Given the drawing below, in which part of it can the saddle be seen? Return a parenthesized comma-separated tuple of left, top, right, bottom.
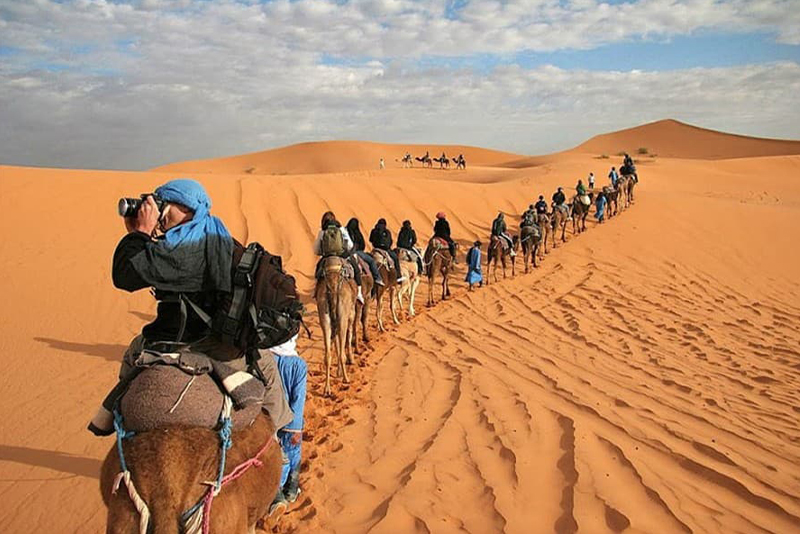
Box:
(356, 256, 371, 277)
(430, 237, 448, 251)
(318, 256, 354, 279)
(579, 195, 591, 206)
(372, 248, 393, 269)
(490, 235, 509, 250)
(521, 224, 541, 240)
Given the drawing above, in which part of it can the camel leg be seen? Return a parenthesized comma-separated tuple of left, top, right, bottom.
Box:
(390, 286, 400, 325)
(375, 289, 385, 333)
(321, 313, 333, 396)
(361, 300, 370, 343)
(409, 278, 419, 316)
(427, 273, 435, 307)
(344, 315, 355, 366)
(352, 301, 361, 354)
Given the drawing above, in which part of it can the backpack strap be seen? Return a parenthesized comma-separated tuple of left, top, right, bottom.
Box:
(219, 243, 263, 345)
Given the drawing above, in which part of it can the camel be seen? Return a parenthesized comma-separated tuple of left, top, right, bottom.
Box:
(100, 413, 281, 534)
(453, 155, 466, 170)
(520, 224, 543, 272)
(551, 206, 569, 247)
(396, 249, 421, 317)
(424, 237, 455, 306)
(617, 175, 630, 210)
(399, 153, 413, 168)
(536, 213, 552, 254)
(315, 256, 357, 396)
(571, 192, 594, 234)
(415, 155, 433, 168)
(351, 257, 374, 355)
(433, 156, 450, 169)
(486, 234, 518, 284)
(625, 174, 636, 206)
(371, 249, 400, 332)
(603, 186, 619, 218)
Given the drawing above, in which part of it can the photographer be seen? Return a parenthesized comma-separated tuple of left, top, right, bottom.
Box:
(90, 179, 292, 435)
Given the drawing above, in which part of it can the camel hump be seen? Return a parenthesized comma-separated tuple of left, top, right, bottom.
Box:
(120, 365, 261, 432)
(101, 414, 280, 532)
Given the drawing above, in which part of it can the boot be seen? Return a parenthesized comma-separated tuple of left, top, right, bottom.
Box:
(285, 471, 301, 503)
(269, 489, 288, 517)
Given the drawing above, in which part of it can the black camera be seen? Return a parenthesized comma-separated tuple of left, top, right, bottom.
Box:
(118, 194, 166, 217)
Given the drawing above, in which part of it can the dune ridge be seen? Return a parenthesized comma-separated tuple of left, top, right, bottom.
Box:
(1, 120, 799, 533)
(153, 140, 524, 176)
(573, 119, 800, 160)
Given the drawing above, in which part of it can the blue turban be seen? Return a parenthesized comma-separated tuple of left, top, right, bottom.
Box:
(131, 179, 233, 293)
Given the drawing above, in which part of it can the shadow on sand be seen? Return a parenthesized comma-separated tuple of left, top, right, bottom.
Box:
(0, 444, 102, 479)
(34, 337, 126, 363)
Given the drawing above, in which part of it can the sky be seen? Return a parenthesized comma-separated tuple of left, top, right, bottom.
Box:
(1, 0, 799, 170)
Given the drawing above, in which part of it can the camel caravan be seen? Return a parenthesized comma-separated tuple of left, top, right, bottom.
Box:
(90, 155, 637, 532)
(399, 150, 466, 170)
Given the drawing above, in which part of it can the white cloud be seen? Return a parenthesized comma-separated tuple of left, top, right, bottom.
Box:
(0, 0, 798, 168)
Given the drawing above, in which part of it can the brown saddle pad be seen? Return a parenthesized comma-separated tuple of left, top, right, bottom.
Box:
(120, 365, 261, 432)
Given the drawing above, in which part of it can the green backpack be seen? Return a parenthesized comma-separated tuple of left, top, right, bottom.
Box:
(321, 225, 345, 256)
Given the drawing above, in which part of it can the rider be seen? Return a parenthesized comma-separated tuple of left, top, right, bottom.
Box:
(433, 212, 457, 262)
(608, 166, 619, 188)
(521, 204, 536, 227)
(535, 195, 548, 215)
(345, 217, 385, 287)
(313, 211, 365, 303)
(369, 219, 406, 283)
(576, 179, 590, 206)
(491, 212, 516, 256)
(397, 220, 423, 274)
(552, 187, 570, 220)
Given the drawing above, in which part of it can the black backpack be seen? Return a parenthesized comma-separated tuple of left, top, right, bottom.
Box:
(184, 242, 307, 353)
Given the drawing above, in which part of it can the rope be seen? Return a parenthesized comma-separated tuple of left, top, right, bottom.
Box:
(181, 425, 274, 534)
(169, 374, 197, 413)
(112, 471, 152, 534)
(111, 408, 151, 534)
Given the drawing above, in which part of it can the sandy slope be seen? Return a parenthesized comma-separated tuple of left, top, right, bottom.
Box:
(1, 125, 799, 534)
(572, 119, 800, 160)
(153, 140, 523, 176)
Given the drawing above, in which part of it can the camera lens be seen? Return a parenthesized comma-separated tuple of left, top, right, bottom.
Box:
(118, 197, 141, 217)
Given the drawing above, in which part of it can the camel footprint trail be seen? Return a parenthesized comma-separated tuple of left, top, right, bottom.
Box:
(293, 172, 800, 534)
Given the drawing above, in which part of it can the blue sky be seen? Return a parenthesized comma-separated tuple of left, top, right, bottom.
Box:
(1, 0, 799, 169)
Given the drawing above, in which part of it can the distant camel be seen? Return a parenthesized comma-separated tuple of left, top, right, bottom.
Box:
(536, 213, 552, 254)
(520, 224, 543, 271)
(433, 156, 450, 169)
(424, 237, 455, 306)
(603, 186, 619, 217)
(571, 192, 594, 234)
(351, 257, 374, 354)
(625, 175, 636, 206)
(616, 175, 629, 210)
(486, 234, 518, 283)
(315, 256, 357, 396)
(396, 249, 421, 317)
(551, 206, 569, 247)
(100, 413, 281, 533)
(415, 155, 433, 168)
(371, 249, 401, 332)
(454, 155, 466, 170)
(398, 153, 413, 168)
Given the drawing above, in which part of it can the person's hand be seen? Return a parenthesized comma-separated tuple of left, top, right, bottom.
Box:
(289, 432, 303, 446)
(125, 195, 160, 236)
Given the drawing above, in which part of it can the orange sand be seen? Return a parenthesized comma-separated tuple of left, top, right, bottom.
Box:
(1, 120, 799, 533)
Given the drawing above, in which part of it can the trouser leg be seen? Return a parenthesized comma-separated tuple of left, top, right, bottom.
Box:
(347, 255, 362, 286)
(388, 249, 402, 278)
(357, 250, 381, 282)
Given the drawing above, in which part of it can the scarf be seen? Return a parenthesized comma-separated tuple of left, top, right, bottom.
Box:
(131, 179, 233, 293)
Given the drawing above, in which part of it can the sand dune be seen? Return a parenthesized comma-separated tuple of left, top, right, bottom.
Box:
(1, 121, 799, 534)
(573, 119, 800, 160)
(153, 140, 523, 176)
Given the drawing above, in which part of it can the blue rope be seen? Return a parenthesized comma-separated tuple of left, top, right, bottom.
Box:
(214, 415, 233, 491)
(113, 407, 136, 473)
